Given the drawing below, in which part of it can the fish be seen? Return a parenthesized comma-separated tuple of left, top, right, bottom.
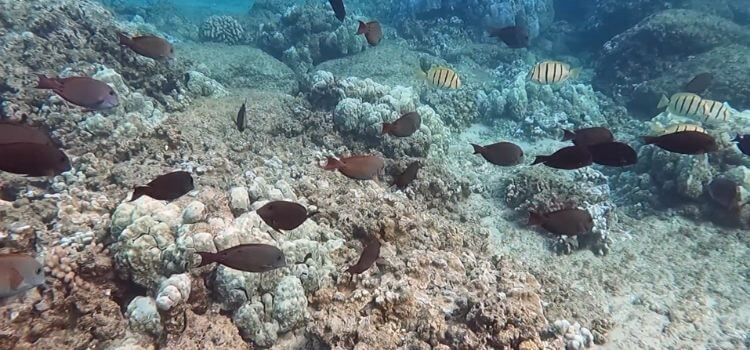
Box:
(421, 66, 461, 89)
(0, 142, 71, 177)
(0, 121, 58, 145)
(471, 142, 523, 166)
(662, 124, 705, 134)
(236, 99, 246, 132)
(382, 112, 420, 137)
(529, 60, 578, 85)
(256, 200, 317, 232)
(682, 72, 713, 94)
(561, 127, 614, 147)
(196, 244, 286, 273)
(707, 178, 741, 212)
(642, 130, 718, 155)
(656, 93, 703, 118)
(117, 33, 174, 60)
(346, 236, 381, 274)
(528, 208, 593, 236)
(130, 171, 194, 201)
(393, 161, 421, 190)
(321, 155, 384, 180)
(329, 0, 346, 21)
(357, 21, 383, 46)
(732, 134, 750, 156)
(531, 145, 592, 170)
(0, 253, 45, 299)
(36, 75, 119, 110)
(487, 25, 529, 48)
(587, 142, 637, 167)
(700, 99, 731, 121)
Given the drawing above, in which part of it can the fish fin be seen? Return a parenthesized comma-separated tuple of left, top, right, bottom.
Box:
(130, 186, 149, 202)
(381, 122, 392, 135)
(527, 211, 544, 226)
(531, 156, 549, 165)
(733, 134, 742, 143)
(414, 66, 427, 82)
(470, 143, 484, 154)
(195, 252, 217, 268)
(561, 129, 575, 142)
(117, 32, 133, 47)
(35, 75, 60, 90)
(642, 136, 658, 145)
(657, 95, 669, 109)
(356, 21, 368, 35)
(322, 157, 342, 171)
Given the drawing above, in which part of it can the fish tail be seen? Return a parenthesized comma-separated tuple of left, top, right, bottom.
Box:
(414, 66, 427, 82)
(531, 156, 549, 165)
(307, 210, 320, 218)
(470, 143, 484, 154)
(195, 252, 217, 268)
(381, 122, 392, 135)
(322, 157, 342, 171)
(357, 21, 368, 35)
(657, 95, 670, 109)
(117, 32, 133, 47)
(733, 134, 742, 143)
(130, 186, 149, 202)
(35, 75, 60, 90)
(561, 129, 575, 142)
(642, 136, 658, 145)
(528, 211, 544, 226)
(569, 68, 581, 80)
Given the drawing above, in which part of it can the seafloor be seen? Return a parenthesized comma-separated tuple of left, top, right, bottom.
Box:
(0, 0, 749, 349)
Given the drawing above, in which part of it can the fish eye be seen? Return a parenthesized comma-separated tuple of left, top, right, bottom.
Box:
(109, 90, 115, 95)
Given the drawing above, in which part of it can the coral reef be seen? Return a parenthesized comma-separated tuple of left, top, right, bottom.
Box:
(199, 15, 245, 44)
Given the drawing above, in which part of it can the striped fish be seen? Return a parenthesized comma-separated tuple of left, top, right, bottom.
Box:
(657, 93, 703, 118)
(423, 66, 461, 89)
(700, 99, 731, 121)
(662, 124, 705, 135)
(529, 60, 577, 84)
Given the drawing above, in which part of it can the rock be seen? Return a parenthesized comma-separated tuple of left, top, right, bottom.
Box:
(315, 42, 423, 88)
(182, 201, 206, 224)
(233, 301, 280, 348)
(272, 276, 307, 332)
(126, 296, 162, 337)
(229, 186, 251, 216)
(155, 273, 192, 311)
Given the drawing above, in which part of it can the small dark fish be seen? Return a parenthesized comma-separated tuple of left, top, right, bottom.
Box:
(322, 155, 384, 180)
(236, 99, 246, 132)
(561, 127, 614, 147)
(682, 72, 713, 94)
(131, 171, 194, 201)
(357, 20, 383, 46)
(346, 236, 381, 274)
(588, 142, 637, 167)
(0, 254, 45, 298)
(471, 142, 523, 166)
(642, 131, 718, 155)
(732, 134, 750, 156)
(528, 208, 593, 236)
(256, 200, 317, 232)
(196, 244, 286, 273)
(532, 145, 592, 170)
(329, 0, 346, 21)
(708, 178, 741, 212)
(0, 142, 71, 177)
(393, 161, 421, 189)
(118, 33, 174, 60)
(488, 25, 529, 48)
(382, 112, 420, 137)
(36, 75, 119, 110)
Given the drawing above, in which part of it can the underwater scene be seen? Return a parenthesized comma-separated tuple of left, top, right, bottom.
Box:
(0, 0, 749, 349)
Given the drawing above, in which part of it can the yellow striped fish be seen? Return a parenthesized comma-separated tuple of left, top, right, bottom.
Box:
(529, 60, 578, 84)
(422, 66, 461, 89)
(662, 124, 705, 135)
(700, 99, 731, 121)
(657, 93, 703, 117)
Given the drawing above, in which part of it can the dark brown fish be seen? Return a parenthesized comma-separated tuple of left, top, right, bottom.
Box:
(642, 131, 718, 155)
(0, 121, 56, 145)
(532, 145, 592, 170)
(36, 75, 119, 110)
(346, 236, 380, 274)
(708, 178, 741, 211)
(131, 171, 194, 201)
(329, 0, 346, 21)
(196, 244, 286, 273)
(561, 127, 614, 146)
(682, 72, 713, 94)
(382, 112, 420, 137)
(357, 20, 383, 46)
(322, 155, 384, 180)
(588, 142, 637, 167)
(471, 142, 523, 166)
(118, 33, 174, 60)
(528, 208, 593, 236)
(0, 142, 71, 177)
(256, 200, 317, 232)
(236, 99, 246, 132)
(732, 134, 750, 156)
(393, 161, 421, 189)
(488, 25, 529, 48)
